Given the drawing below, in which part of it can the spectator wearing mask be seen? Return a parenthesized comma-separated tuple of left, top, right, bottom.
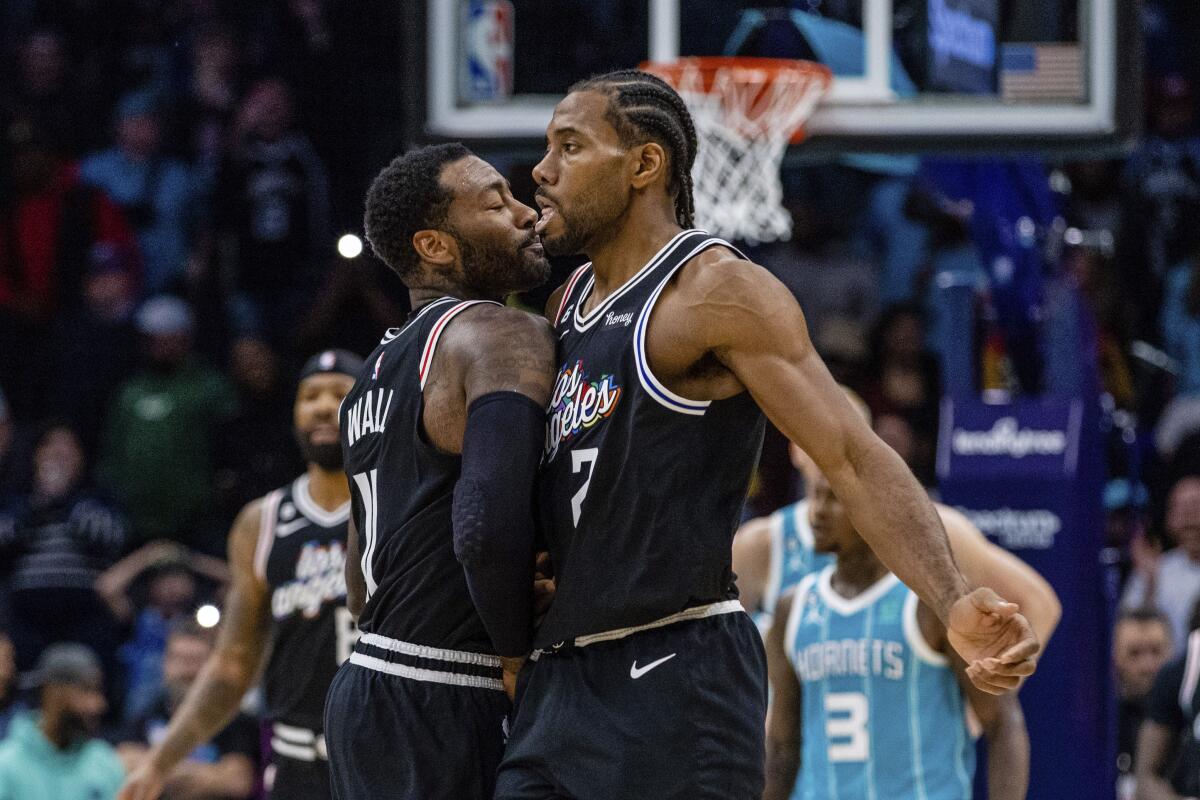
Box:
(117, 621, 256, 800)
(97, 295, 236, 548)
(0, 425, 127, 679)
(209, 78, 331, 345)
(98, 543, 229, 719)
(0, 124, 140, 421)
(0, 644, 124, 800)
(1123, 476, 1200, 652)
(81, 90, 197, 296)
(1112, 608, 1173, 799)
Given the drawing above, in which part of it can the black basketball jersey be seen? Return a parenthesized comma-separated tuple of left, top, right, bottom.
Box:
(340, 297, 501, 651)
(536, 229, 766, 648)
(255, 474, 354, 731)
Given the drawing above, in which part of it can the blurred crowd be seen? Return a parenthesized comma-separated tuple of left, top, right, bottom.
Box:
(1, 0, 1200, 798)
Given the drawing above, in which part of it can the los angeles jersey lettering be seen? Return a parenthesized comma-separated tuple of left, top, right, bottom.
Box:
(536, 229, 766, 648)
(785, 567, 975, 800)
(340, 297, 501, 651)
(255, 475, 355, 731)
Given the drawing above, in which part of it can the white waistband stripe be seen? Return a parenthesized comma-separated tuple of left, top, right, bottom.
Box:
(357, 633, 502, 667)
(349, 651, 504, 691)
(532, 600, 745, 660)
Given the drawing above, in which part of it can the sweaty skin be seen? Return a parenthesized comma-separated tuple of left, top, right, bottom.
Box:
(534, 88, 1039, 694)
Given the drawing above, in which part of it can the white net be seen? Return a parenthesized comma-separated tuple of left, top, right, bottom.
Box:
(649, 59, 831, 245)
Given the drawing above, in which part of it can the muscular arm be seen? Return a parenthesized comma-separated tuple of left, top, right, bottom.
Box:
(430, 305, 556, 658)
(731, 515, 773, 616)
(673, 256, 967, 620)
(938, 505, 1061, 648)
(119, 502, 272, 799)
(345, 515, 366, 621)
(763, 592, 802, 800)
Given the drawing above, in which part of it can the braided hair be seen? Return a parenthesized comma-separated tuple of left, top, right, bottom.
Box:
(570, 69, 698, 228)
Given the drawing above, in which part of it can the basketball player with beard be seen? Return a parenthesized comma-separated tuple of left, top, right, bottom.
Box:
(119, 349, 364, 800)
(494, 71, 1040, 799)
(327, 144, 554, 799)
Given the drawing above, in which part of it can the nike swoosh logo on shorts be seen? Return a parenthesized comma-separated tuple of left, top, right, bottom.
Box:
(630, 653, 677, 679)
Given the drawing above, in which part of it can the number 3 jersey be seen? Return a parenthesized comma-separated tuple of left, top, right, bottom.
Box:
(255, 475, 354, 731)
(785, 565, 975, 800)
(536, 229, 766, 648)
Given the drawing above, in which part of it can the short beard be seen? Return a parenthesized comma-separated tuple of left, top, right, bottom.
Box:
(452, 228, 548, 296)
(295, 431, 344, 471)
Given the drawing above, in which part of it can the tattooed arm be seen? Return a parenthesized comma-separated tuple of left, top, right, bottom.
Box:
(118, 500, 272, 800)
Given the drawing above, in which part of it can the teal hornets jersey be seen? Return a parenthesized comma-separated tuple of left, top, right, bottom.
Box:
(785, 566, 975, 800)
(753, 501, 834, 636)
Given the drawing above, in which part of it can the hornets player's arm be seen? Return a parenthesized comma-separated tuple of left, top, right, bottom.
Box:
(646, 248, 1038, 694)
(937, 505, 1061, 652)
(919, 601, 1030, 800)
(118, 499, 272, 800)
(762, 591, 802, 800)
(731, 515, 774, 616)
(345, 515, 366, 620)
(427, 304, 556, 666)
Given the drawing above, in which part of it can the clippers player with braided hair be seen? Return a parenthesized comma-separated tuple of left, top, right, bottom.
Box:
(119, 349, 364, 800)
(495, 70, 1040, 799)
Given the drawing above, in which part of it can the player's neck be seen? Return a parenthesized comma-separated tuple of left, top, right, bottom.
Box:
(408, 285, 503, 310)
(831, 546, 889, 599)
(305, 463, 351, 510)
(586, 205, 682, 302)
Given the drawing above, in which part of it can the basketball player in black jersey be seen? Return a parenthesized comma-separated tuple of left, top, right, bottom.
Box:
(118, 349, 363, 800)
(494, 71, 1042, 799)
(325, 144, 555, 800)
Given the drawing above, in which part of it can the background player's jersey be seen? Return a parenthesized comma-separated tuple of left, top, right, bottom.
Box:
(340, 297, 499, 652)
(785, 565, 975, 800)
(753, 500, 833, 636)
(536, 230, 765, 647)
(255, 475, 355, 731)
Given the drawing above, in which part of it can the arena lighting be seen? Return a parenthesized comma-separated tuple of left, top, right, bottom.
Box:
(338, 234, 364, 259)
(196, 604, 221, 628)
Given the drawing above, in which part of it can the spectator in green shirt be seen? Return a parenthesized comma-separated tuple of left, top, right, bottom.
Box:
(97, 296, 236, 551)
(0, 643, 124, 800)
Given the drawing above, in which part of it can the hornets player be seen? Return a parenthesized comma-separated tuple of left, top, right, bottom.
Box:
(763, 456, 1031, 800)
(734, 395, 1061, 646)
(496, 70, 1039, 799)
(327, 144, 554, 800)
(119, 349, 363, 800)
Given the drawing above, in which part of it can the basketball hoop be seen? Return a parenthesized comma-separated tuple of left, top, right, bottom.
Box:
(642, 57, 832, 245)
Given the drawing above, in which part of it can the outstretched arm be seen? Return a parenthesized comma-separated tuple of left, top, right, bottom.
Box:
(118, 501, 272, 800)
(763, 591, 802, 800)
(663, 253, 1037, 692)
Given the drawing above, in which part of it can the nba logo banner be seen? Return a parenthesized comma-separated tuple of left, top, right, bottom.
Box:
(460, 0, 514, 104)
(938, 396, 1115, 800)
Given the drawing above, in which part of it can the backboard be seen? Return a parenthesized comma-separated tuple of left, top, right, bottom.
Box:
(403, 0, 1139, 156)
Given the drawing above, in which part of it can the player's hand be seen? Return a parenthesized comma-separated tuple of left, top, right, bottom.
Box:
(946, 587, 1040, 695)
(533, 551, 555, 627)
(118, 761, 167, 800)
(500, 655, 525, 701)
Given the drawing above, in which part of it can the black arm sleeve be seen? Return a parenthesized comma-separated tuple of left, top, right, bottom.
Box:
(452, 391, 544, 657)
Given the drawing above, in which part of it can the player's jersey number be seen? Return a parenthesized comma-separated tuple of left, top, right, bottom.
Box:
(570, 448, 598, 527)
(825, 691, 870, 762)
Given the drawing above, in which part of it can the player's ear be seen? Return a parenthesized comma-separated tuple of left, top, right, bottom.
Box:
(412, 229, 457, 268)
(629, 141, 667, 190)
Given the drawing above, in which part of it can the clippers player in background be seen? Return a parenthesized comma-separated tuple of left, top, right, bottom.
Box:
(1135, 618, 1200, 800)
(495, 70, 1040, 799)
(119, 349, 364, 800)
(326, 144, 554, 799)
